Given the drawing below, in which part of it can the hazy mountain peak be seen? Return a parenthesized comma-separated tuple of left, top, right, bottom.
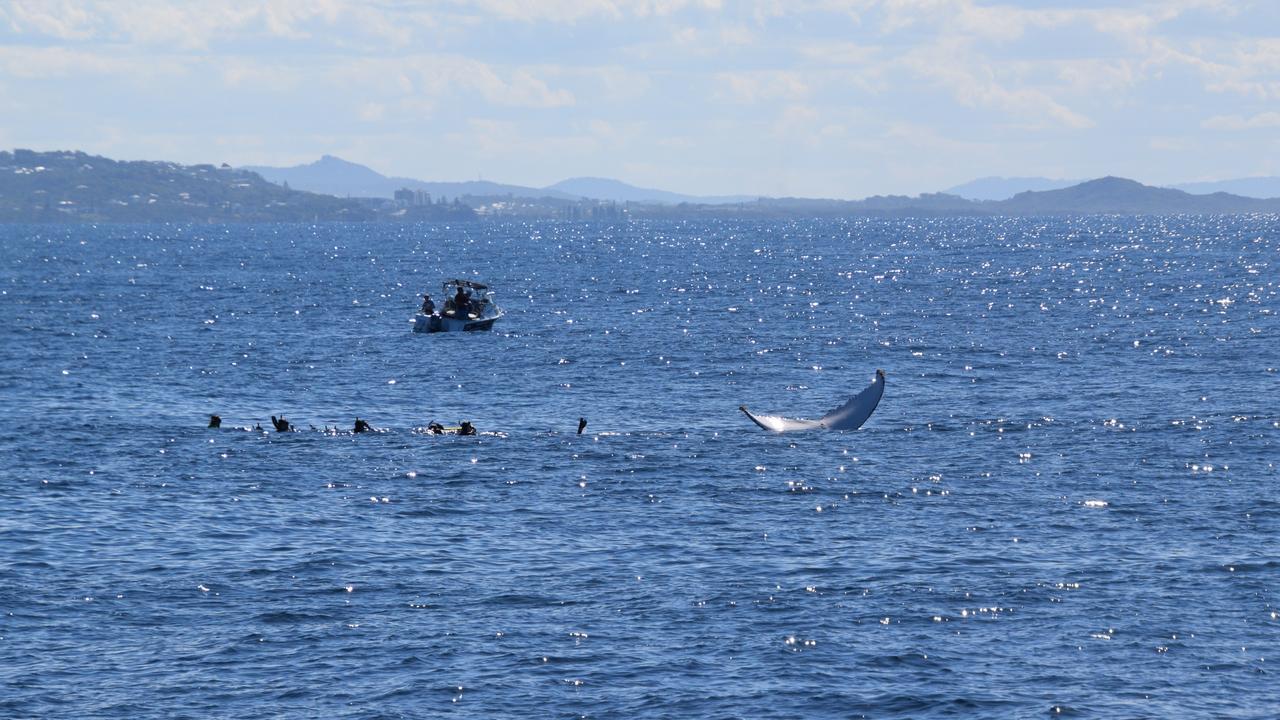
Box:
(547, 176, 755, 205)
(243, 156, 580, 200)
(1086, 175, 1143, 187)
(1170, 176, 1280, 199)
(548, 177, 674, 202)
(1052, 176, 1150, 196)
(11, 150, 1280, 220)
(992, 174, 1280, 214)
(943, 176, 1080, 201)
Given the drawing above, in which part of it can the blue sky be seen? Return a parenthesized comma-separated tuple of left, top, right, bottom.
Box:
(2, 0, 1277, 198)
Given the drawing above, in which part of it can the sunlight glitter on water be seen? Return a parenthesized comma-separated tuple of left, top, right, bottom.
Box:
(3, 217, 1277, 719)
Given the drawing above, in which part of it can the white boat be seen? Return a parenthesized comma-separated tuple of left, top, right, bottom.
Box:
(413, 279, 504, 333)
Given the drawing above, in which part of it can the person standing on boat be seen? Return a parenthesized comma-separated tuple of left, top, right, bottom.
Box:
(421, 294, 435, 315)
(454, 286, 468, 315)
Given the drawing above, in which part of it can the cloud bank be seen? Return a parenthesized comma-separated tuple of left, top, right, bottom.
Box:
(2, 0, 1276, 196)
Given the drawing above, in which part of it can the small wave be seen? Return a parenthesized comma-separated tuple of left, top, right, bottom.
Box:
(252, 610, 335, 625)
(481, 593, 560, 608)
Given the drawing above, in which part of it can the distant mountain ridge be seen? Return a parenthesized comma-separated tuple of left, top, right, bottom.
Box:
(0, 148, 375, 222)
(996, 176, 1280, 214)
(1169, 176, 1280, 198)
(731, 176, 1280, 217)
(546, 177, 756, 205)
(249, 157, 1280, 206)
(943, 176, 1081, 201)
(9, 148, 1280, 222)
(243, 155, 578, 201)
(244, 157, 756, 205)
(947, 174, 1280, 200)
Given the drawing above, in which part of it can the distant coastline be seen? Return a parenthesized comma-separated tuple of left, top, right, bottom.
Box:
(4, 149, 1280, 223)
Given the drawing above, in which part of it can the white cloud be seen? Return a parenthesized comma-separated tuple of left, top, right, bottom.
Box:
(330, 55, 575, 110)
(581, 117, 645, 145)
(899, 40, 1095, 129)
(358, 103, 386, 122)
(1, 0, 1277, 195)
(1, 0, 396, 50)
(1148, 136, 1191, 151)
(577, 65, 652, 102)
(800, 41, 877, 66)
(772, 104, 820, 135)
(447, 117, 607, 174)
(219, 58, 302, 91)
(212, 133, 268, 148)
(771, 104, 847, 147)
(428, 58, 576, 108)
(0, 45, 190, 80)
(1202, 111, 1280, 130)
(718, 24, 754, 45)
(496, 68, 576, 107)
(655, 136, 696, 150)
(1140, 37, 1280, 100)
(714, 71, 809, 103)
(457, 0, 723, 24)
(663, 24, 693, 45)
(1056, 58, 1137, 96)
(1, 0, 99, 40)
(862, 0, 1093, 40)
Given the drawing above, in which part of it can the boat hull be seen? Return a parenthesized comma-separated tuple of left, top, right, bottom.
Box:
(413, 312, 501, 333)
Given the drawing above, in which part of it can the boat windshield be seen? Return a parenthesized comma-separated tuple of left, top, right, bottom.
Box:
(440, 279, 498, 316)
(442, 279, 489, 293)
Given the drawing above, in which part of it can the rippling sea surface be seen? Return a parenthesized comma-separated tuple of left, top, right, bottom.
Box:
(2, 217, 1277, 718)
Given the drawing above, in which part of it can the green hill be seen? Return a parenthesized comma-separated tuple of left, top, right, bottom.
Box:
(0, 149, 375, 222)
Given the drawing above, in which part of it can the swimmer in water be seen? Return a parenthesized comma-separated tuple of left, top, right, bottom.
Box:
(208, 414, 221, 428)
(271, 415, 291, 432)
(577, 417, 587, 435)
(354, 418, 371, 433)
(458, 421, 476, 436)
(427, 422, 444, 435)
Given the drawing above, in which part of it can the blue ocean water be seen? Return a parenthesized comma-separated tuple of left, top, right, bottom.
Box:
(1, 217, 1276, 718)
